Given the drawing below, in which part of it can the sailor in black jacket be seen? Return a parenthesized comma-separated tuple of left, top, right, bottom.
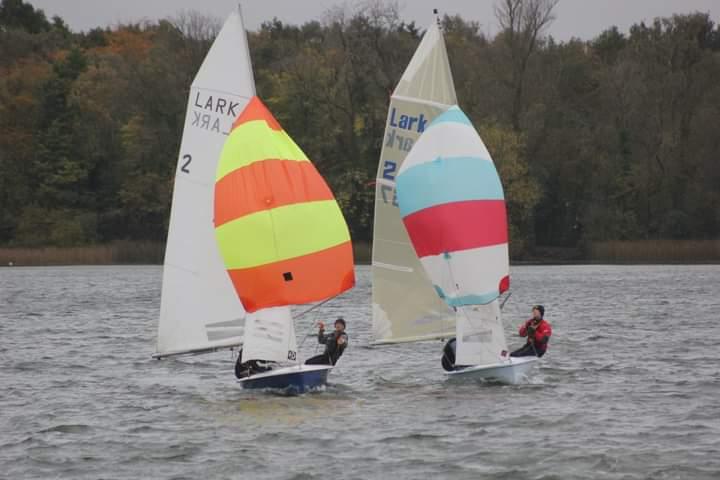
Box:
(305, 317, 348, 365)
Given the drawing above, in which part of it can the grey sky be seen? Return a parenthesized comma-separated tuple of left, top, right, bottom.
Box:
(30, 1, 720, 40)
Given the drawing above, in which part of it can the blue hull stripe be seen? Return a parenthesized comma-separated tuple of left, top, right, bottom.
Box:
(397, 156, 504, 217)
(241, 369, 329, 393)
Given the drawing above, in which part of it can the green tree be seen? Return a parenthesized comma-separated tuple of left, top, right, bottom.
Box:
(0, 0, 49, 33)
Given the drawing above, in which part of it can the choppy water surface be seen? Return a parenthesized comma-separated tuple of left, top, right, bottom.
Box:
(1, 265, 719, 479)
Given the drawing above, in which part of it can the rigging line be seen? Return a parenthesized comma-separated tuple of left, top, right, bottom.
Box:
(297, 330, 315, 358)
(500, 292, 513, 310)
(297, 306, 321, 353)
(444, 253, 473, 328)
(442, 253, 455, 334)
(294, 295, 337, 320)
(296, 293, 340, 359)
(310, 303, 323, 356)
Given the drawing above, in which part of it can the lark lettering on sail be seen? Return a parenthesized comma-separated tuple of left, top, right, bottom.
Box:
(190, 92, 242, 135)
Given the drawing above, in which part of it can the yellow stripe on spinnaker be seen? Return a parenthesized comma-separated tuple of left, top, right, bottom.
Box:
(216, 120, 309, 181)
(215, 200, 351, 270)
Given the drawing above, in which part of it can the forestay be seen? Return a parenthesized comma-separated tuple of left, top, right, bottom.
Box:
(156, 9, 265, 358)
(371, 19, 458, 344)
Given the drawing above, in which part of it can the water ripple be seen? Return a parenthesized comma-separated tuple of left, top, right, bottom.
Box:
(1, 265, 719, 479)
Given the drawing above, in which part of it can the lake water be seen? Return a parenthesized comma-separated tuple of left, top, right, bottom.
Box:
(1, 265, 719, 479)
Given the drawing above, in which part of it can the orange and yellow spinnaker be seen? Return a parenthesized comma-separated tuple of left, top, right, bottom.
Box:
(214, 96, 355, 313)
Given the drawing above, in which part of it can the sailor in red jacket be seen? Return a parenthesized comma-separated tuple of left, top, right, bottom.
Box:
(510, 305, 552, 358)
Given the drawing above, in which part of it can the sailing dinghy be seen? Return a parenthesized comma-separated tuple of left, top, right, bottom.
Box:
(154, 7, 355, 393)
(370, 14, 536, 384)
(395, 105, 537, 384)
(214, 96, 355, 392)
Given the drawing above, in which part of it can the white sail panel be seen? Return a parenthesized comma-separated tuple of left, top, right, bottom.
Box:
(394, 22, 457, 105)
(420, 244, 510, 306)
(371, 20, 458, 344)
(397, 120, 493, 171)
(455, 301, 508, 366)
(156, 10, 290, 357)
(395, 106, 510, 311)
(241, 307, 298, 364)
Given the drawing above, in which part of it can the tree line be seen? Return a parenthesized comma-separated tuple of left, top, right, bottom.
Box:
(1, 0, 718, 258)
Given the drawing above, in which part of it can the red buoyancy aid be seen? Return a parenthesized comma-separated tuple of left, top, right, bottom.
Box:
(519, 318, 552, 352)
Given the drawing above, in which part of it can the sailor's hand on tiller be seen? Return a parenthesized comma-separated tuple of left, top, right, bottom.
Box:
(337, 336, 346, 345)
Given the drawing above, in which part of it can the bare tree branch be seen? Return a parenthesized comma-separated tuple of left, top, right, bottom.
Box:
(494, 0, 559, 131)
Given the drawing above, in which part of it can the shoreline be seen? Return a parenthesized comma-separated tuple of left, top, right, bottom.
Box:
(2, 260, 719, 267)
(1, 240, 718, 267)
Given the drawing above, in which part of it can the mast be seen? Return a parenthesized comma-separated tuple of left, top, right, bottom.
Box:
(238, 2, 256, 97)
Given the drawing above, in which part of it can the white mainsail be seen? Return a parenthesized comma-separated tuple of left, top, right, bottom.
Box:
(455, 302, 508, 366)
(156, 9, 278, 357)
(371, 19, 458, 344)
(241, 308, 299, 364)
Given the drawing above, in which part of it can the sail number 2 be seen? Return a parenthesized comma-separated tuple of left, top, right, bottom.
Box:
(383, 161, 397, 180)
(380, 160, 398, 206)
(181, 154, 192, 173)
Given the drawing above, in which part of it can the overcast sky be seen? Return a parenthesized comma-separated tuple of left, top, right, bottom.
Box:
(29, 0, 720, 40)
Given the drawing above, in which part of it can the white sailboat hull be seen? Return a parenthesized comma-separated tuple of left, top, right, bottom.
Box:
(445, 356, 538, 385)
(237, 364, 333, 393)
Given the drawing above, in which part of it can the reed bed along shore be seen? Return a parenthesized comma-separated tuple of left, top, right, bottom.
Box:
(0, 241, 373, 267)
(0, 241, 164, 266)
(589, 240, 720, 263)
(1, 240, 717, 267)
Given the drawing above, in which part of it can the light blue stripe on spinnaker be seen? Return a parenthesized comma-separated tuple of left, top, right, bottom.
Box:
(433, 285, 499, 306)
(397, 156, 504, 217)
(428, 106, 472, 128)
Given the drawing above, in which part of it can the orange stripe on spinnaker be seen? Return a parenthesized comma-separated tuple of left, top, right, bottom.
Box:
(227, 241, 355, 313)
(214, 158, 335, 227)
(231, 95, 281, 131)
